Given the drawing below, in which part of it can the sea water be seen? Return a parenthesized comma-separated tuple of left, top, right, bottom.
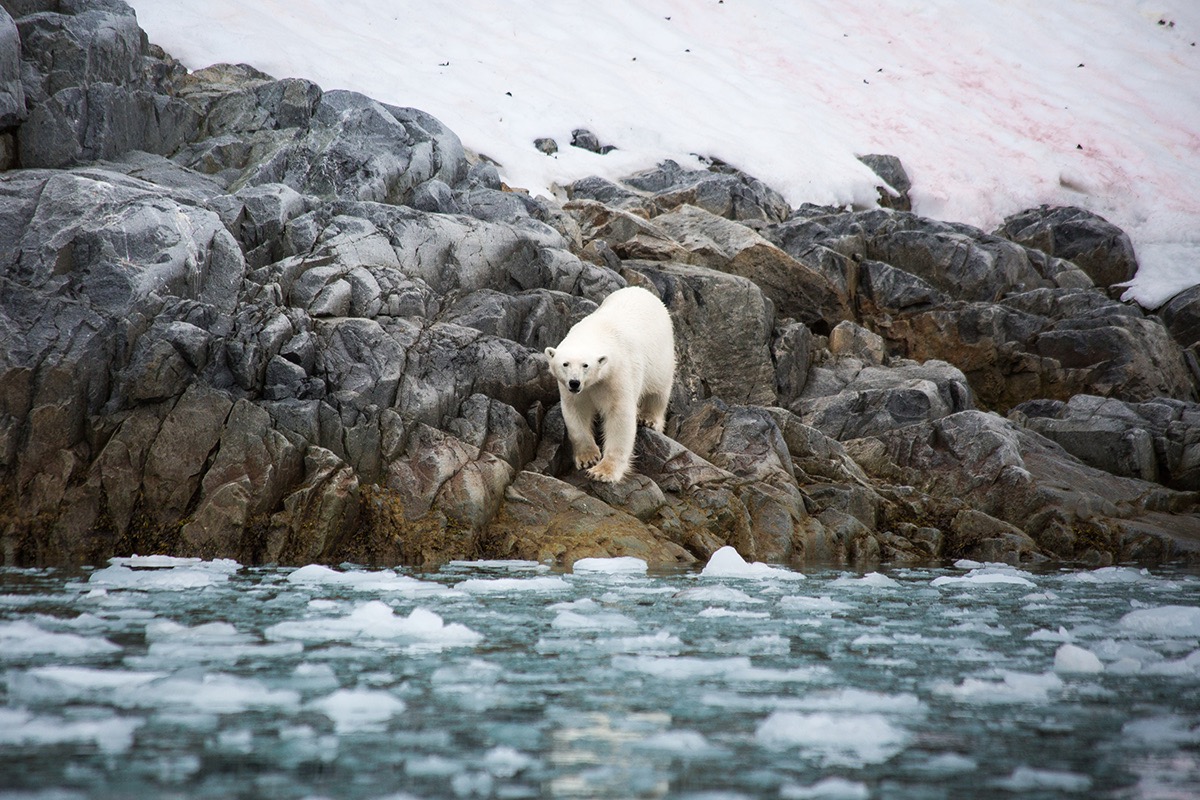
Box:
(2, 550, 1199, 799)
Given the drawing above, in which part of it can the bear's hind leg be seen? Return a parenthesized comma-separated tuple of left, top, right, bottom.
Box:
(638, 391, 669, 433)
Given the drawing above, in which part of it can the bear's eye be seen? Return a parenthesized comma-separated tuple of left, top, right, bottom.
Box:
(582, 363, 589, 369)
(562, 362, 569, 368)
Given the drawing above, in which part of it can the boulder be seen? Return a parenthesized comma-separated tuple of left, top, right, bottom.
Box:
(877, 288, 1194, 412)
(485, 470, 693, 568)
(995, 205, 1138, 291)
(652, 203, 850, 330)
(1, 8, 25, 129)
(1158, 283, 1200, 350)
(794, 355, 974, 440)
(12, 1, 199, 168)
(857, 153, 911, 211)
(623, 260, 777, 407)
(852, 410, 1200, 563)
(1014, 394, 1200, 490)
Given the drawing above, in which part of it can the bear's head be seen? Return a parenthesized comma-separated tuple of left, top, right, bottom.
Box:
(545, 345, 609, 394)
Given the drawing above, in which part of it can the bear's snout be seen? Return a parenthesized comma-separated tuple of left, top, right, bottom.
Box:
(568, 379, 581, 393)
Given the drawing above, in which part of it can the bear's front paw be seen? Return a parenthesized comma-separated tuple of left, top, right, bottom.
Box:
(638, 417, 665, 432)
(587, 457, 628, 483)
(574, 444, 601, 470)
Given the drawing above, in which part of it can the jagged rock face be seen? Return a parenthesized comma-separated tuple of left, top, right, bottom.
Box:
(994, 205, 1139, 292)
(3, 1, 1200, 569)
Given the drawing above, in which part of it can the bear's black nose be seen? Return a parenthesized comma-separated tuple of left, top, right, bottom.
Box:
(568, 379, 580, 392)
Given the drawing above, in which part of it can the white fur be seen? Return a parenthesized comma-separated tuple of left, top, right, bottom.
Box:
(544, 286, 675, 483)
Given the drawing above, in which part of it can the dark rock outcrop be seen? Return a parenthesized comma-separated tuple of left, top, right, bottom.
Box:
(994, 205, 1139, 292)
(3, 1, 1200, 570)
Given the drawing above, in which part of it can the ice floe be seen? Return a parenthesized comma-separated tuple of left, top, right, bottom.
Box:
(700, 546, 805, 580)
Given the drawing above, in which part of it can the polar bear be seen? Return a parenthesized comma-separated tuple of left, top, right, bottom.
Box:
(544, 286, 675, 483)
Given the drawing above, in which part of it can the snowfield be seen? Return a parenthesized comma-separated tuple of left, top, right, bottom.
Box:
(135, 0, 1200, 307)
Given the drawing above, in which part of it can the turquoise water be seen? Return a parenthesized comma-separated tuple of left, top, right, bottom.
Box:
(2, 555, 1199, 799)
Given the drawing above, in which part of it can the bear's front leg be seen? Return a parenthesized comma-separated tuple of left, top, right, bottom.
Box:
(588, 402, 636, 483)
(561, 394, 601, 470)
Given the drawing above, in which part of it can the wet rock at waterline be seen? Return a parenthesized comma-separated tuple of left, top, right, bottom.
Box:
(3, 0, 1200, 568)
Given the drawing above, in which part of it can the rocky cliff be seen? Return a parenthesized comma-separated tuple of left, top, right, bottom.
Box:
(3, 0, 1200, 569)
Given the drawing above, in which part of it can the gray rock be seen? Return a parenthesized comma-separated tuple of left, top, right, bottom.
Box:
(795, 357, 974, 440)
(1014, 394, 1200, 490)
(857, 410, 1200, 562)
(1158, 284, 1200, 349)
(772, 321, 813, 408)
(621, 158, 792, 223)
(19, 82, 199, 168)
(857, 153, 911, 211)
(0, 8, 25, 128)
(235, 90, 451, 203)
(881, 288, 1194, 411)
(441, 288, 592, 351)
(995, 205, 1138, 291)
(485, 470, 692, 568)
(571, 128, 615, 154)
(652, 204, 850, 330)
(624, 259, 777, 407)
(534, 137, 557, 155)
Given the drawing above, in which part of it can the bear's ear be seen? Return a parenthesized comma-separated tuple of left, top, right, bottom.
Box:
(597, 355, 608, 365)
(544, 347, 556, 360)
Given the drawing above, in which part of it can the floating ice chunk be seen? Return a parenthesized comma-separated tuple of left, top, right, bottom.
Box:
(756, 710, 910, 766)
(145, 619, 251, 644)
(831, 572, 900, 588)
(1028, 626, 1073, 642)
(551, 609, 638, 631)
(454, 576, 571, 594)
(614, 654, 754, 680)
(613, 655, 822, 683)
(309, 687, 406, 733)
(88, 560, 237, 590)
(446, 559, 549, 572)
(781, 776, 870, 799)
(291, 662, 341, 694)
(265, 600, 482, 649)
(994, 766, 1091, 792)
(430, 658, 504, 688)
(482, 745, 536, 777)
(1122, 715, 1200, 747)
(934, 670, 1063, 704)
(714, 634, 790, 655)
(1054, 643, 1104, 674)
(698, 607, 771, 619)
(285, 564, 458, 596)
(1119, 605, 1200, 637)
(792, 688, 925, 716)
(549, 598, 601, 612)
(0, 620, 121, 660)
(129, 618, 303, 666)
(780, 595, 853, 613)
(1062, 566, 1151, 584)
(917, 753, 978, 773)
(118, 672, 301, 713)
(674, 585, 764, 604)
(1143, 649, 1200, 677)
(701, 546, 805, 580)
(931, 569, 1035, 588)
(636, 729, 727, 757)
(572, 556, 648, 574)
(110, 554, 239, 570)
(8, 666, 164, 705)
(0, 707, 142, 754)
(536, 630, 683, 655)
